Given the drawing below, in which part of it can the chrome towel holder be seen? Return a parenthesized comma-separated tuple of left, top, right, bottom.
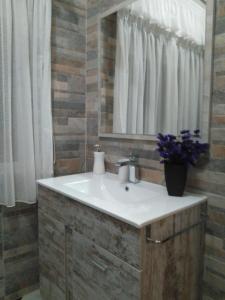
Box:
(146, 213, 207, 244)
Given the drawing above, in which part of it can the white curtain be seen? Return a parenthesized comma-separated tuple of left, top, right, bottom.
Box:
(0, 0, 53, 207)
(129, 0, 206, 46)
(113, 0, 205, 135)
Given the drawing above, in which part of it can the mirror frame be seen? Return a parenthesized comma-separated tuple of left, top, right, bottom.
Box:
(97, 0, 215, 142)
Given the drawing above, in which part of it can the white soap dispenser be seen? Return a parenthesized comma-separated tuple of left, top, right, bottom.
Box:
(93, 144, 105, 175)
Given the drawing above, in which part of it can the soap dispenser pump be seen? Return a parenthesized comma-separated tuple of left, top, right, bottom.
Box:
(93, 144, 105, 175)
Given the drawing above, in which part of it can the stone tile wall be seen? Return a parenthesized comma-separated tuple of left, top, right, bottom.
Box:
(0, 204, 39, 300)
(86, 0, 225, 299)
(52, 0, 86, 176)
(202, 1, 225, 298)
(0, 208, 3, 300)
(100, 13, 117, 134)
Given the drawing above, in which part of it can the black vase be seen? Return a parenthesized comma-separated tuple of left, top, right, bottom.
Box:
(164, 162, 188, 197)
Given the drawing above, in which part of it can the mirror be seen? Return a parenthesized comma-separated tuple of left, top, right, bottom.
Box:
(98, 0, 214, 140)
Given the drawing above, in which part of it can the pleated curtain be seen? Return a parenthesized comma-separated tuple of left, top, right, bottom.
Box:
(0, 0, 53, 207)
(113, 0, 205, 135)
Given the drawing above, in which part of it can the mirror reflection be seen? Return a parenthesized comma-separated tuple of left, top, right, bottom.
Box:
(100, 0, 207, 136)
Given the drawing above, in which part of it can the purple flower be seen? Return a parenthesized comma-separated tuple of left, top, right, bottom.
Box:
(156, 130, 209, 166)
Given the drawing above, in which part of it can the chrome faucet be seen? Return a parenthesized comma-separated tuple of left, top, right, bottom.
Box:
(128, 154, 139, 184)
(115, 158, 130, 168)
(115, 158, 130, 183)
(115, 154, 139, 184)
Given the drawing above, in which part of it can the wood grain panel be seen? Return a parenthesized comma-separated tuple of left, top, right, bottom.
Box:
(38, 186, 142, 268)
(66, 228, 141, 300)
(39, 211, 66, 300)
(142, 204, 206, 300)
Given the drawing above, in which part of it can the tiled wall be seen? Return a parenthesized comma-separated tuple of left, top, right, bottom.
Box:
(0, 204, 39, 300)
(100, 13, 117, 134)
(202, 1, 225, 298)
(52, 0, 86, 176)
(86, 0, 225, 299)
(0, 209, 4, 300)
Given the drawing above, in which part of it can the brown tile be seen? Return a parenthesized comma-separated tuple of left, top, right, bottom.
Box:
(55, 158, 84, 175)
(212, 115, 225, 125)
(211, 144, 225, 159)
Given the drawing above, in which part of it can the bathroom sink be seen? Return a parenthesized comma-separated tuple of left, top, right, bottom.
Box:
(64, 174, 159, 204)
(37, 172, 206, 228)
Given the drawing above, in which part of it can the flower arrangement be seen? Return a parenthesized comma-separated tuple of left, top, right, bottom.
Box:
(156, 130, 209, 166)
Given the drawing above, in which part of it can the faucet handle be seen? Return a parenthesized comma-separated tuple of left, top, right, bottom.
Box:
(115, 158, 130, 167)
(129, 153, 138, 164)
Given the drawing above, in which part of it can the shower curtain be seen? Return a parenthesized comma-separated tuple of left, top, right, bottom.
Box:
(113, 0, 205, 135)
(0, 0, 53, 207)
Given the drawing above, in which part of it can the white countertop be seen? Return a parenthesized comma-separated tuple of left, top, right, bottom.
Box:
(37, 172, 207, 228)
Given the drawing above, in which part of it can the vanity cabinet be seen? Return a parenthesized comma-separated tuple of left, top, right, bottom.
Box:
(38, 186, 206, 300)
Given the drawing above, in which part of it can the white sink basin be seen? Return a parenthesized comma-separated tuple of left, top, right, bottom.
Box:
(37, 172, 206, 228)
(64, 175, 159, 204)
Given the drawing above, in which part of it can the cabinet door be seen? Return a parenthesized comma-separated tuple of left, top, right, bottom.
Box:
(142, 205, 205, 300)
(66, 228, 142, 300)
(39, 211, 66, 300)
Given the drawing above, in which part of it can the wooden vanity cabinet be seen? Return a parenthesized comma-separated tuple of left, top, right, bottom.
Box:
(38, 186, 206, 300)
